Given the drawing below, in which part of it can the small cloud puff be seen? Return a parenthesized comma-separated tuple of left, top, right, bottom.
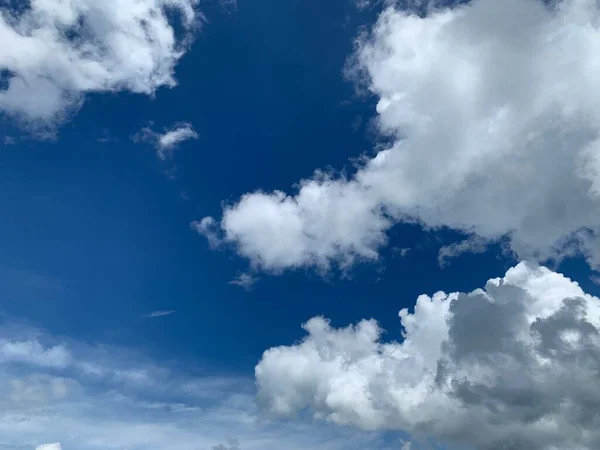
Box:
(36, 444, 62, 450)
(228, 273, 259, 291)
(134, 123, 198, 160)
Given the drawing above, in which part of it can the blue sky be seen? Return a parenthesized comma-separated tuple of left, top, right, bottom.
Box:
(0, 0, 513, 369)
(2, 0, 600, 449)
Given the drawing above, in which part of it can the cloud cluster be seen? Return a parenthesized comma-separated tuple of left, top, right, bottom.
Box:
(256, 262, 600, 449)
(0, 320, 392, 450)
(198, 0, 600, 273)
(0, 0, 199, 128)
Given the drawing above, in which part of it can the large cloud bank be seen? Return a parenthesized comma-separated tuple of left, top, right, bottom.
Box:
(0, 0, 199, 126)
(256, 262, 600, 449)
(198, 0, 600, 272)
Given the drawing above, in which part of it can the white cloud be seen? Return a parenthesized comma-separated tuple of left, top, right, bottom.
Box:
(192, 216, 223, 249)
(354, 0, 372, 11)
(0, 339, 71, 368)
(212, 438, 240, 450)
(218, 0, 239, 13)
(36, 444, 61, 450)
(0, 0, 199, 128)
(157, 125, 198, 153)
(0, 320, 392, 450)
(255, 261, 600, 449)
(198, 0, 600, 273)
(437, 235, 490, 268)
(135, 122, 198, 160)
(143, 310, 176, 318)
(228, 272, 259, 291)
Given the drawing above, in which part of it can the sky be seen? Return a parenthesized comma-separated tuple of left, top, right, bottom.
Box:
(2, 0, 600, 449)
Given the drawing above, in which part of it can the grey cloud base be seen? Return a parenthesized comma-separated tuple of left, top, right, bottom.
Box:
(255, 262, 600, 450)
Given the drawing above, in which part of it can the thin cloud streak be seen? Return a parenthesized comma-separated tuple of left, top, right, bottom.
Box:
(143, 310, 176, 318)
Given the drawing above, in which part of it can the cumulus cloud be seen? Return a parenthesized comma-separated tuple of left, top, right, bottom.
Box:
(198, 0, 600, 273)
(135, 122, 198, 160)
(256, 262, 600, 449)
(0, 0, 199, 128)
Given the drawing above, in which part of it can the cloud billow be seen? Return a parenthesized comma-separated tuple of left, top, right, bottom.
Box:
(256, 262, 600, 449)
(0, 0, 200, 129)
(198, 0, 600, 273)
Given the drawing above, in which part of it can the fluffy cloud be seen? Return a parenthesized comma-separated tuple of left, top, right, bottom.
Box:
(0, 0, 199, 127)
(256, 262, 600, 449)
(198, 0, 600, 272)
(0, 320, 391, 450)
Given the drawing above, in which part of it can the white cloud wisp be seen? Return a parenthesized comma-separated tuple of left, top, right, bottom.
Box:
(135, 122, 198, 160)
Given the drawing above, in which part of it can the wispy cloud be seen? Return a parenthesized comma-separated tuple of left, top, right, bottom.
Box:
(134, 122, 198, 160)
(212, 438, 240, 450)
(392, 247, 411, 258)
(143, 310, 176, 319)
(218, 0, 238, 13)
(228, 273, 259, 291)
(0, 318, 394, 450)
(437, 235, 489, 268)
